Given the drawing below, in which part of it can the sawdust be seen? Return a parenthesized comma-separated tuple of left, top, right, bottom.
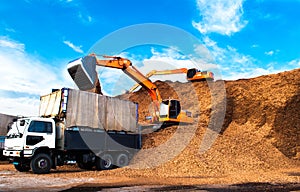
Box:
(118, 68, 300, 177)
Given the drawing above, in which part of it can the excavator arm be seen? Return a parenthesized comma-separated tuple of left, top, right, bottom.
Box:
(129, 68, 188, 92)
(89, 54, 162, 103)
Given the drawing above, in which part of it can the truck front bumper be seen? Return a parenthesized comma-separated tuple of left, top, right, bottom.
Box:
(4, 149, 33, 158)
(3, 150, 21, 157)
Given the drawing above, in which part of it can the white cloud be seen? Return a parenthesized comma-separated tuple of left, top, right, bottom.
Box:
(63, 40, 84, 53)
(201, 36, 295, 80)
(5, 28, 16, 33)
(202, 36, 257, 78)
(0, 96, 40, 116)
(288, 59, 300, 67)
(56, 0, 94, 25)
(146, 44, 296, 84)
(0, 36, 74, 116)
(78, 12, 93, 24)
(265, 50, 274, 56)
(129, 47, 219, 85)
(94, 53, 134, 96)
(87, 16, 92, 23)
(0, 36, 24, 51)
(98, 68, 124, 84)
(98, 68, 132, 95)
(192, 0, 248, 36)
(224, 66, 284, 80)
(255, 11, 282, 21)
(59, 0, 73, 4)
(264, 50, 279, 56)
(146, 47, 218, 71)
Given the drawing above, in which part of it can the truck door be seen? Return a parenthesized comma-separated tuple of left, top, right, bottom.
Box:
(25, 120, 55, 150)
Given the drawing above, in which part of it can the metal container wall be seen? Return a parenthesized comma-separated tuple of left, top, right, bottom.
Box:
(39, 90, 62, 117)
(66, 89, 138, 133)
(0, 113, 16, 135)
(40, 89, 138, 133)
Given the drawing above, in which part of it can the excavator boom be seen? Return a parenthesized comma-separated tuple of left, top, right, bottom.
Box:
(129, 68, 187, 93)
(89, 54, 162, 103)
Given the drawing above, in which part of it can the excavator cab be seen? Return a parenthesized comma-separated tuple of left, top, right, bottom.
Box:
(187, 68, 214, 81)
(187, 68, 198, 79)
(159, 100, 181, 119)
(159, 99, 192, 124)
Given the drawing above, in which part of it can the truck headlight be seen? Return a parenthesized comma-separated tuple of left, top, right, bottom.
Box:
(23, 150, 33, 155)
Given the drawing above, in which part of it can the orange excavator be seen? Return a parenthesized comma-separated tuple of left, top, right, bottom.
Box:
(67, 54, 193, 124)
(129, 68, 214, 92)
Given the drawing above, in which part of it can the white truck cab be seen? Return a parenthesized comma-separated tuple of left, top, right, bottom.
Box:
(4, 117, 56, 158)
(3, 117, 56, 173)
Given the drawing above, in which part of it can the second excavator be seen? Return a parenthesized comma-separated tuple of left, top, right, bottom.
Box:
(67, 54, 193, 124)
(129, 68, 214, 92)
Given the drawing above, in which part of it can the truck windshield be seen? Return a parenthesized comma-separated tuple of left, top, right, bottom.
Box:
(28, 121, 52, 133)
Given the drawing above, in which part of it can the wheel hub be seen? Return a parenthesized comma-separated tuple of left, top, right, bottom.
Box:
(38, 159, 47, 169)
(104, 159, 111, 167)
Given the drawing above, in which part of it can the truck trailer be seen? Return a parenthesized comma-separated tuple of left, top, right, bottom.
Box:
(3, 88, 141, 174)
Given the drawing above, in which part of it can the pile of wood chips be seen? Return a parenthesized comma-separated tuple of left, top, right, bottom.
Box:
(116, 68, 300, 177)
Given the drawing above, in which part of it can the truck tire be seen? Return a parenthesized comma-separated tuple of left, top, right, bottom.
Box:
(77, 162, 94, 170)
(14, 163, 30, 172)
(96, 154, 114, 170)
(76, 155, 94, 170)
(30, 153, 52, 174)
(116, 153, 129, 168)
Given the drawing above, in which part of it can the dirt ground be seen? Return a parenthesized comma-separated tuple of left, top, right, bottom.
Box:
(0, 163, 299, 191)
(1, 69, 300, 191)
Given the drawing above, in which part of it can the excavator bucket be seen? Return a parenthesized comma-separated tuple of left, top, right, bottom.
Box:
(67, 56, 98, 91)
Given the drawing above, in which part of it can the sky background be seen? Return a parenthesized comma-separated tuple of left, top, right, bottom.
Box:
(0, 0, 300, 116)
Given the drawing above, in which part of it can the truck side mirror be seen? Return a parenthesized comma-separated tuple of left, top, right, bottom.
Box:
(20, 120, 25, 126)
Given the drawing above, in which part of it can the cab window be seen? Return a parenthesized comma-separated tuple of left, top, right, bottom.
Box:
(28, 121, 52, 133)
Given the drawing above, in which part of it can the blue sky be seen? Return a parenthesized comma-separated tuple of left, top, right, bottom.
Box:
(0, 0, 300, 116)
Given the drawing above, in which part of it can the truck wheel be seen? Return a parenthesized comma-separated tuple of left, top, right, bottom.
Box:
(77, 162, 94, 170)
(76, 155, 94, 170)
(14, 163, 30, 172)
(96, 154, 114, 170)
(30, 153, 52, 174)
(116, 153, 129, 168)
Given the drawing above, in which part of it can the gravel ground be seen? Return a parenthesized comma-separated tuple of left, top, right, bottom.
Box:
(0, 164, 299, 191)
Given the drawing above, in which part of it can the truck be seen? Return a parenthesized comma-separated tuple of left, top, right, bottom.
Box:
(0, 113, 17, 160)
(3, 88, 141, 174)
